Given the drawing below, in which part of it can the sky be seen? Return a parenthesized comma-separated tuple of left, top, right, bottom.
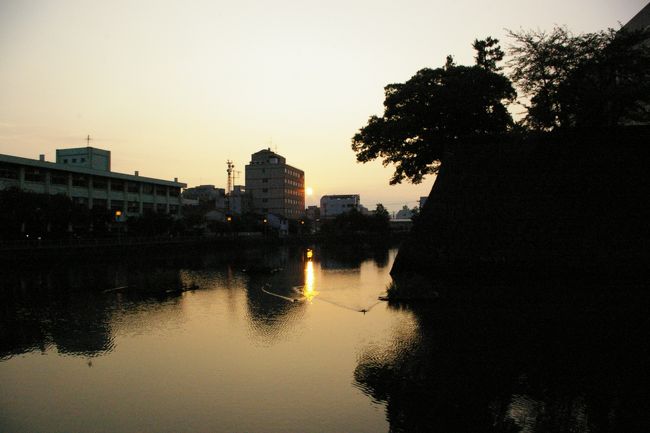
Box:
(0, 0, 646, 212)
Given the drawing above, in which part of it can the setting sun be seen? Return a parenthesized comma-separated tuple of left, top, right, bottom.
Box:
(306, 187, 313, 196)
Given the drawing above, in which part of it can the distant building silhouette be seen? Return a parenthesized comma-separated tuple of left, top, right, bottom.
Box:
(228, 185, 251, 215)
(182, 184, 226, 208)
(245, 148, 304, 219)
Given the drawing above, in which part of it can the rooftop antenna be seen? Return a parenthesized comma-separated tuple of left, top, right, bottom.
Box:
(268, 137, 278, 153)
(85, 134, 92, 147)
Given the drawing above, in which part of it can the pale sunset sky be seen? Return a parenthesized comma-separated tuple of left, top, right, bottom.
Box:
(0, 0, 646, 211)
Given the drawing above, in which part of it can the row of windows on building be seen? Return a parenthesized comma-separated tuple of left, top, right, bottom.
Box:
(70, 196, 179, 214)
(284, 178, 300, 187)
(258, 187, 302, 195)
(283, 168, 302, 177)
(61, 157, 85, 164)
(0, 164, 180, 197)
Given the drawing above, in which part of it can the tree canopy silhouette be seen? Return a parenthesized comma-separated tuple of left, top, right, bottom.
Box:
(508, 26, 650, 129)
(352, 38, 516, 184)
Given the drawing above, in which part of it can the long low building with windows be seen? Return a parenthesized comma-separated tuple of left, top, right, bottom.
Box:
(0, 147, 186, 217)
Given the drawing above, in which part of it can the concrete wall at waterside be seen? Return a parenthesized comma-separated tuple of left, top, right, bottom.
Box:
(391, 126, 650, 280)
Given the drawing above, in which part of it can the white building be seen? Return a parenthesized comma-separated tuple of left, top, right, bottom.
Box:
(0, 148, 186, 217)
(395, 205, 414, 219)
(320, 194, 361, 218)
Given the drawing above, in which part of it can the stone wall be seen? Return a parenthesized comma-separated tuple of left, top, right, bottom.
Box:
(391, 126, 650, 283)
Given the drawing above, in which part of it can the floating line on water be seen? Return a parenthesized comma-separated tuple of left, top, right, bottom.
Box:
(103, 285, 129, 293)
(261, 285, 301, 303)
(295, 284, 383, 313)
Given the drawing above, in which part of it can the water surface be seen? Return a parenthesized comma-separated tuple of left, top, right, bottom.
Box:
(0, 245, 415, 433)
(3, 245, 650, 432)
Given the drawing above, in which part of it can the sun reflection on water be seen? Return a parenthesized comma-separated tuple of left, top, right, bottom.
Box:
(303, 256, 318, 302)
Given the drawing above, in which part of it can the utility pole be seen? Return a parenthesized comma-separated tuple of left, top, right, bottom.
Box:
(85, 134, 92, 147)
(226, 160, 234, 195)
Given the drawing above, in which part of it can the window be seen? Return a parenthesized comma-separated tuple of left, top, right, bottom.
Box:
(63, 159, 68, 163)
(262, 198, 268, 203)
(72, 174, 87, 188)
(142, 184, 154, 195)
(72, 158, 77, 163)
(169, 187, 180, 197)
(111, 179, 124, 191)
(128, 182, 139, 193)
(93, 177, 107, 190)
(81, 158, 86, 163)
(156, 186, 167, 197)
(128, 201, 139, 213)
(24, 167, 44, 182)
(92, 198, 107, 208)
(262, 188, 268, 193)
(0, 163, 19, 180)
(169, 204, 179, 214)
(156, 203, 167, 213)
(51, 171, 68, 185)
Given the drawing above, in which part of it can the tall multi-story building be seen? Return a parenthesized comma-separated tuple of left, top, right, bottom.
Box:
(0, 147, 185, 217)
(245, 148, 304, 219)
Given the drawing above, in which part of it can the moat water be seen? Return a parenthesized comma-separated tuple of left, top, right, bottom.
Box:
(1, 245, 649, 432)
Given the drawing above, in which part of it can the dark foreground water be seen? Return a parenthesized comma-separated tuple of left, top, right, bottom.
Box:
(1, 245, 649, 432)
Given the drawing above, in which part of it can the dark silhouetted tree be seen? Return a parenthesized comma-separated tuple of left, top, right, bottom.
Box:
(507, 26, 650, 129)
(352, 38, 516, 184)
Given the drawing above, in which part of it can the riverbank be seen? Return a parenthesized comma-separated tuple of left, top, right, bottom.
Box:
(0, 231, 407, 266)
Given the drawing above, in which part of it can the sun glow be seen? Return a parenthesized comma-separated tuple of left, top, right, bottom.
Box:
(306, 187, 313, 196)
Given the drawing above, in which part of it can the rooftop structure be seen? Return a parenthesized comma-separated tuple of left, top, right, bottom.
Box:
(56, 147, 111, 171)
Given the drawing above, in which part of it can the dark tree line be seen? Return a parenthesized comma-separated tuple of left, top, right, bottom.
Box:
(352, 27, 650, 184)
(319, 204, 390, 236)
(0, 188, 183, 240)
